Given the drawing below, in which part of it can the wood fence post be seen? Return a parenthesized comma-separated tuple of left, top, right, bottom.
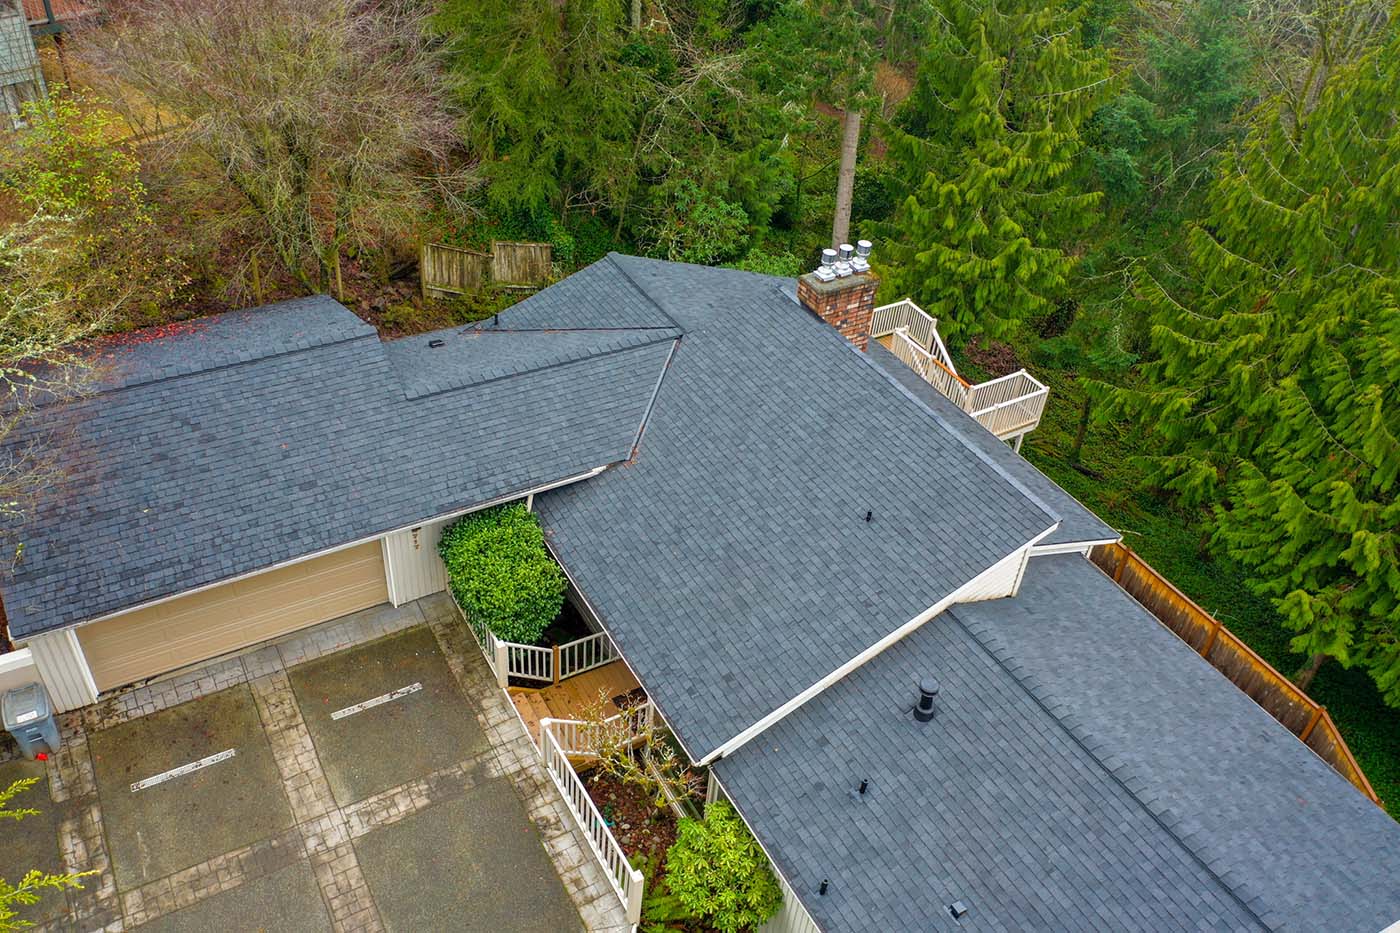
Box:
(1200, 618, 1221, 658)
(1300, 705, 1325, 742)
(552, 645, 561, 686)
(250, 254, 263, 305)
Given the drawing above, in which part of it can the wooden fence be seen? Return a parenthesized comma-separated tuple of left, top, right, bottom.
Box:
(420, 240, 551, 298)
(1090, 542, 1380, 806)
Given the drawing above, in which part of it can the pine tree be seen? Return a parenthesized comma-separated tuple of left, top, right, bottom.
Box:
(1095, 21, 1400, 701)
(871, 0, 1112, 343)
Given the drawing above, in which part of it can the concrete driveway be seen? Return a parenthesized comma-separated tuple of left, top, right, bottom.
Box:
(0, 596, 619, 932)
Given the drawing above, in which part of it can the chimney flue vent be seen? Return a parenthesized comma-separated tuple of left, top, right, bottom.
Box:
(834, 243, 855, 278)
(913, 677, 940, 723)
(814, 248, 838, 282)
(852, 239, 872, 273)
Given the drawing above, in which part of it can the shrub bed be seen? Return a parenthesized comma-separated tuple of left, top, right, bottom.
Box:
(438, 503, 565, 644)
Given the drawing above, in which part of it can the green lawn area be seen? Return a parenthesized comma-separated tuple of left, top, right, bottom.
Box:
(1018, 366, 1400, 820)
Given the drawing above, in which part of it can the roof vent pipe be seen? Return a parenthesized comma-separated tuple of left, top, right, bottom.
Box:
(851, 239, 872, 273)
(913, 677, 940, 723)
(814, 248, 838, 283)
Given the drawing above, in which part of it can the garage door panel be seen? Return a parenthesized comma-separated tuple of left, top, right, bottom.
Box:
(79, 542, 388, 692)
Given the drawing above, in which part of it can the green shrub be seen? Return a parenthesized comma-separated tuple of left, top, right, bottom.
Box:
(664, 800, 782, 933)
(437, 504, 566, 644)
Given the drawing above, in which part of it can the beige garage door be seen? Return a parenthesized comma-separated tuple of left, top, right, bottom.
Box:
(79, 541, 389, 692)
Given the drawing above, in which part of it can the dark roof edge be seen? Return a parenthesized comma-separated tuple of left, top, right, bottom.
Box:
(396, 328, 681, 402)
(542, 539, 705, 767)
(816, 295, 1059, 529)
(602, 253, 688, 332)
(945, 586, 1270, 925)
(65, 330, 383, 405)
(626, 337, 681, 460)
(9, 465, 615, 640)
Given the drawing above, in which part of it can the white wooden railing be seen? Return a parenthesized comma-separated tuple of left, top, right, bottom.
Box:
(556, 630, 618, 680)
(450, 592, 621, 688)
(871, 299, 935, 351)
(539, 718, 646, 924)
(872, 299, 1049, 443)
(890, 328, 970, 409)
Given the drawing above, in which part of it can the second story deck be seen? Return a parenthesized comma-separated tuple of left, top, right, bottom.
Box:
(870, 299, 1048, 448)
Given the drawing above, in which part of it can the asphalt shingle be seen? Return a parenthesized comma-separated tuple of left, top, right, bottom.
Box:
(865, 340, 1116, 548)
(535, 257, 1058, 759)
(2, 298, 674, 637)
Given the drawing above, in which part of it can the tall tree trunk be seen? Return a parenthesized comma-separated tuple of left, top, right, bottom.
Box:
(831, 108, 862, 248)
(1293, 652, 1330, 691)
(630, 0, 641, 31)
(1069, 395, 1092, 463)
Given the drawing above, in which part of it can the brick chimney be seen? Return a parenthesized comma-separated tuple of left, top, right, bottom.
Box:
(797, 241, 878, 350)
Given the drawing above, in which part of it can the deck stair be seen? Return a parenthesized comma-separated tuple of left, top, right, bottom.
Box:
(870, 300, 1049, 449)
(508, 659, 642, 761)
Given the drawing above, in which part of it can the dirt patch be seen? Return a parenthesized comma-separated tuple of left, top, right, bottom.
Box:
(585, 770, 678, 867)
(964, 337, 1023, 377)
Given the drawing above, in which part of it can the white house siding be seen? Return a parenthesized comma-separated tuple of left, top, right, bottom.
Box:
(382, 520, 449, 606)
(0, 647, 39, 695)
(761, 872, 824, 933)
(25, 629, 98, 712)
(951, 544, 1030, 603)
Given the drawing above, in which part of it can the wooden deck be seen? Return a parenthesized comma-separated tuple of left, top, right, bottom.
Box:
(509, 659, 642, 743)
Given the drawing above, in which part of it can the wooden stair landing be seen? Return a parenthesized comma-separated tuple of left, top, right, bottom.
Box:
(509, 659, 641, 744)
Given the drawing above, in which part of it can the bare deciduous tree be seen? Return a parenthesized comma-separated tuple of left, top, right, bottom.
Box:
(0, 213, 123, 561)
(578, 690, 703, 812)
(77, 0, 473, 295)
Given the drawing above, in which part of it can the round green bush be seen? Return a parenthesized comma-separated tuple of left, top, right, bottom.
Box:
(437, 503, 566, 645)
(664, 800, 782, 933)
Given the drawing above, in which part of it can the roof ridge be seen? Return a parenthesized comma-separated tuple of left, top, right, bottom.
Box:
(603, 253, 687, 333)
(32, 330, 382, 408)
(400, 329, 680, 403)
(946, 597, 1271, 928)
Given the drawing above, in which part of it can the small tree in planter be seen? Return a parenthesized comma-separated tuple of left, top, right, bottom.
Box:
(580, 690, 704, 813)
(438, 503, 566, 645)
(665, 800, 782, 933)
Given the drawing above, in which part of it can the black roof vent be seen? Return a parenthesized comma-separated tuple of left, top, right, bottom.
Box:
(948, 900, 970, 919)
(913, 677, 940, 723)
(427, 338, 445, 348)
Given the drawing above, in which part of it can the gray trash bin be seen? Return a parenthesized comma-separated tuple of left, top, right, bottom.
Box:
(2, 683, 59, 759)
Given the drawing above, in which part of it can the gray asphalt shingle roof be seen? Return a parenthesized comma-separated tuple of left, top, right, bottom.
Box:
(865, 340, 1117, 548)
(3, 296, 674, 637)
(714, 554, 1400, 932)
(534, 256, 1058, 759)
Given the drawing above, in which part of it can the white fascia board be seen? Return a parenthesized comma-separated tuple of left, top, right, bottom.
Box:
(51, 465, 609, 639)
(1028, 536, 1120, 557)
(697, 520, 1061, 766)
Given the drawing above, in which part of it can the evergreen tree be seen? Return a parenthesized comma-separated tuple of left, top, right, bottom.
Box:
(1095, 21, 1400, 700)
(870, 0, 1112, 343)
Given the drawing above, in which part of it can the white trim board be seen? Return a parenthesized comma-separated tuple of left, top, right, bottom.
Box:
(699, 521, 1060, 766)
(44, 465, 609, 639)
(1029, 537, 1120, 557)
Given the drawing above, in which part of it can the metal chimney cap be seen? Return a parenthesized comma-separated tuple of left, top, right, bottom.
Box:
(837, 243, 855, 261)
(814, 248, 839, 282)
(855, 239, 872, 257)
(919, 677, 941, 698)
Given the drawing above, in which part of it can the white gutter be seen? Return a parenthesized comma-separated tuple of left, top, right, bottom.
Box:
(48, 465, 609, 639)
(697, 521, 1061, 766)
